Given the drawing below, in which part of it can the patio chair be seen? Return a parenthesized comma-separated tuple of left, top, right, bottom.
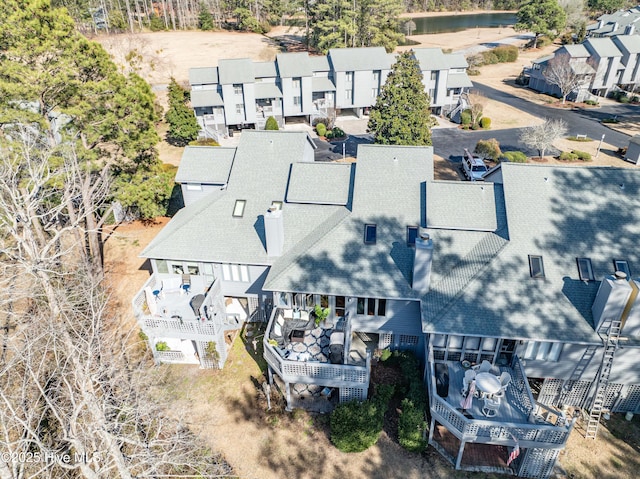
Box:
(482, 396, 501, 417)
(477, 360, 492, 373)
(462, 369, 476, 395)
(329, 331, 344, 364)
(499, 372, 512, 388)
(181, 274, 191, 294)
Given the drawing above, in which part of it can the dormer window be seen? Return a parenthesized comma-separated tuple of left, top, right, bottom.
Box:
(576, 257, 595, 281)
(529, 255, 545, 279)
(232, 199, 246, 217)
(364, 224, 377, 244)
(406, 226, 418, 246)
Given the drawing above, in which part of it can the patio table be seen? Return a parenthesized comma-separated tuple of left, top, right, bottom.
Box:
(475, 372, 501, 397)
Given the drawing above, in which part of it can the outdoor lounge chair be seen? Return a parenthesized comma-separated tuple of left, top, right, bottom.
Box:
(329, 331, 344, 364)
(435, 363, 449, 398)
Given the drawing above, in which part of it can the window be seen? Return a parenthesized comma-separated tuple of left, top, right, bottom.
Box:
(221, 264, 250, 282)
(233, 84, 243, 95)
(345, 71, 353, 85)
(357, 297, 386, 316)
(293, 96, 301, 105)
(292, 78, 301, 90)
(306, 294, 315, 308)
(399, 335, 419, 347)
(186, 263, 200, 275)
(278, 292, 291, 307)
(171, 263, 184, 274)
(377, 298, 386, 316)
(407, 226, 418, 246)
(335, 296, 346, 317)
(321, 295, 329, 308)
(156, 259, 168, 274)
(577, 257, 595, 281)
(357, 298, 365, 315)
(613, 259, 631, 279)
(430, 71, 437, 81)
(345, 89, 352, 101)
(428, 89, 435, 99)
(372, 70, 380, 84)
(523, 341, 563, 362)
(364, 224, 377, 244)
(371, 88, 378, 98)
(367, 298, 375, 315)
(235, 103, 244, 115)
(232, 199, 246, 217)
(529, 255, 545, 279)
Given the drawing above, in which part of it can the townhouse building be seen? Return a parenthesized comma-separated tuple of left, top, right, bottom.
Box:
(133, 130, 640, 478)
(188, 47, 472, 139)
(587, 5, 640, 37)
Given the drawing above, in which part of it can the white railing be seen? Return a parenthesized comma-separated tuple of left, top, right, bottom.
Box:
(142, 317, 219, 337)
(155, 350, 187, 363)
(203, 114, 224, 125)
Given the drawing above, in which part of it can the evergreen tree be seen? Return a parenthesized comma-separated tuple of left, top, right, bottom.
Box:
(165, 78, 200, 145)
(265, 116, 279, 130)
(198, 2, 214, 30)
(357, 0, 404, 52)
(515, 0, 567, 48)
(367, 51, 432, 146)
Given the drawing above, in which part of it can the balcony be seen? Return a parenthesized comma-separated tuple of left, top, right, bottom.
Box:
(133, 273, 226, 340)
(428, 352, 574, 475)
(263, 308, 370, 400)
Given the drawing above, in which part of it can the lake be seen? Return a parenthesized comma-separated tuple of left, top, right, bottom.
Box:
(403, 12, 517, 35)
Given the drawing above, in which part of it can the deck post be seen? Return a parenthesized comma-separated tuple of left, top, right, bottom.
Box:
(428, 417, 435, 444)
(267, 365, 274, 386)
(455, 439, 466, 470)
(285, 382, 292, 412)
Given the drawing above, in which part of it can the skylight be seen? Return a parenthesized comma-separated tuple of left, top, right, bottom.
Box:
(270, 201, 283, 211)
(364, 224, 377, 244)
(576, 257, 595, 281)
(613, 259, 631, 279)
(232, 199, 246, 217)
(407, 226, 418, 246)
(529, 255, 545, 279)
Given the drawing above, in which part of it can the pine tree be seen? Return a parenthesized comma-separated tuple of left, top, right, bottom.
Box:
(264, 116, 279, 130)
(367, 51, 432, 146)
(198, 2, 214, 30)
(165, 78, 200, 146)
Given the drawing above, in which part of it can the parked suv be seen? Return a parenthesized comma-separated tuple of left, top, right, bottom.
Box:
(462, 149, 488, 181)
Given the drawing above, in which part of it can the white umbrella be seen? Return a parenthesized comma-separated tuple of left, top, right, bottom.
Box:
(460, 379, 475, 411)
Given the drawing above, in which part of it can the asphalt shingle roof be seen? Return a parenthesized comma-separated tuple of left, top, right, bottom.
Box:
(254, 83, 282, 99)
(190, 89, 223, 107)
(328, 47, 394, 72)
(218, 58, 255, 84)
(426, 182, 497, 231)
(276, 52, 313, 78)
(286, 162, 352, 205)
(189, 67, 218, 85)
(174, 146, 236, 184)
(613, 34, 640, 54)
(585, 37, 623, 58)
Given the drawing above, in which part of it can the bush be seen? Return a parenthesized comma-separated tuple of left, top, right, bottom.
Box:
(474, 138, 501, 160)
(189, 138, 220, 146)
(316, 122, 327, 137)
(379, 348, 392, 362)
(584, 99, 598, 106)
(493, 45, 518, 62)
(265, 116, 279, 130)
(460, 110, 472, 126)
(559, 151, 578, 161)
(330, 384, 394, 452)
(149, 14, 166, 31)
(572, 150, 592, 161)
(312, 117, 333, 128)
(155, 341, 170, 351)
(619, 95, 631, 104)
(567, 135, 592, 142)
(398, 399, 427, 452)
(500, 151, 528, 163)
(480, 51, 499, 64)
(480, 117, 491, 129)
(331, 126, 345, 138)
(632, 96, 639, 103)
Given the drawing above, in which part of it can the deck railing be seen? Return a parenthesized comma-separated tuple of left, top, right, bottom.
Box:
(154, 350, 187, 363)
(263, 308, 370, 388)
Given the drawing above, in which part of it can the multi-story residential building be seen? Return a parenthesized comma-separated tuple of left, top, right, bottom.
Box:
(188, 47, 472, 138)
(587, 5, 640, 37)
(133, 130, 640, 478)
(528, 35, 640, 99)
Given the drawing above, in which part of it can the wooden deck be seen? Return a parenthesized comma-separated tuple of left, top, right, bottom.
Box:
(433, 425, 512, 469)
(444, 361, 530, 424)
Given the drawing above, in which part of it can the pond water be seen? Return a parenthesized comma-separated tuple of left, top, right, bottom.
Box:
(403, 12, 517, 35)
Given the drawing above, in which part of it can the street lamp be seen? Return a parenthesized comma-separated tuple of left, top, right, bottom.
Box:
(596, 134, 605, 158)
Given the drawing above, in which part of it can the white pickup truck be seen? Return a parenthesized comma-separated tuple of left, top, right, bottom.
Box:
(462, 149, 488, 181)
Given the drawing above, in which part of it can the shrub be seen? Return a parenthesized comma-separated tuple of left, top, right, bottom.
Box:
(331, 126, 345, 138)
(330, 384, 394, 452)
(500, 151, 528, 163)
(189, 138, 220, 146)
(480, 117, 491, 129)
(398, 399, 427, 452)
(379, 348, 392, 362)
(602, 117, 620, 124)
(535, 36, 553, 48)
(138, 330, 148, 341)
(460, 109, 472, 126)
(155, 341, 170, 351)
(315, 122, 327, 137)
(149, 14, 166, 31)
(312, 117, 333, 128)
(572, 150, 591, 161)
(619, 94, 631, 104)
(480, 51, 499, 64)
(584, 99, 598, 106)
(632, 96, 639, 103)
(559, 151, 578, 161)
(474, 138, 502, 160)
(567, 136, 592, 142)
(264, 116, 279, 130)
(493, 45, 518, 62)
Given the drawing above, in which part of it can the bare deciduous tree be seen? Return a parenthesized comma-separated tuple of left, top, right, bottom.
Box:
(467, 91, 487, 126)
(543, 53, 592, 104)
(519, 118, 568, 159)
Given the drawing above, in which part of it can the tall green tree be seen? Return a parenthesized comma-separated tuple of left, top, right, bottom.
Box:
(0, 0, 171, 270)
(367, 51, 432, 146)
(309, 0, 357, 52)
(356, 0, 403, 52)
(587, 0, 625, 14)
(165, 78, 200, 145)
(515, 0, 567, 48)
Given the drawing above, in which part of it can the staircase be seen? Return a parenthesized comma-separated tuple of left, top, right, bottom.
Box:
(585, 320, 622, 439)
(556, 345, 598, 407)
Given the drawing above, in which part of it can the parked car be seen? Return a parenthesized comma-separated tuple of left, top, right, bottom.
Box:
(462, 149, 488, 181)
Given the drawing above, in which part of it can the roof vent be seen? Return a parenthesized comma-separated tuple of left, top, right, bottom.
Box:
(614, 270, 628, 281)
(620, 183, 625, 190)
(544, 177, 549, 182)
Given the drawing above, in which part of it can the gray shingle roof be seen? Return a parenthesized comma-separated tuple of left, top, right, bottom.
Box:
(445, 53, 469, 69)
(254, 83, 282, 99)
(311, 76, 336, 92)
(412, 48, 450, 71)
(585, 37, 623, 58)
(141, 131, 339, 265)
(562, 44, 591, 58)
(426, 182, 497, 231)
(328, 47, 394, 72)
(446, 73, 473, 89)
(286, 162, 352, 205)
(423, 163, 640, 344)
(190, 89, 223, 107)
(613, 34, 640, 54)
(217, 58, 255, 84)
(309, 55, 331, 71)
(189, 67, 218, 85)
(254, 61, 277, 78)
(276, 52, 313, 78)
(174, 146, 236, 184)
